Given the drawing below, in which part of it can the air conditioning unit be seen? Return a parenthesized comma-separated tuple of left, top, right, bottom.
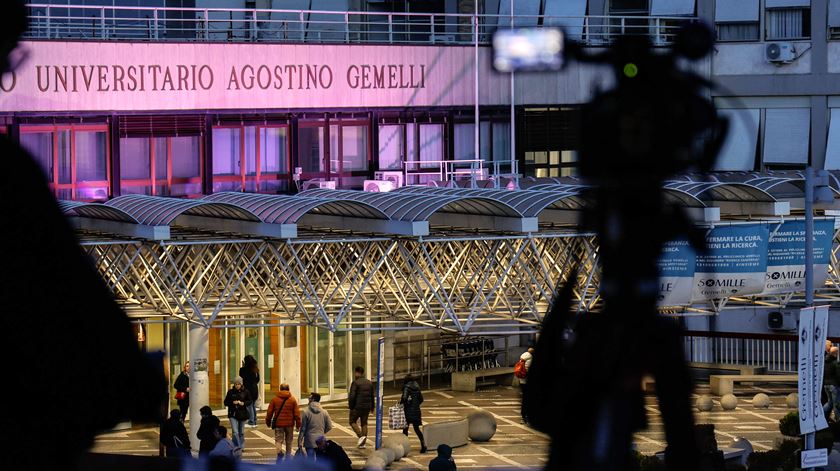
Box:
(301, 179, 336, 191)
(364, 180, 395, 192)
(374, 171, 404, 188)
(765, 42, 795, 64)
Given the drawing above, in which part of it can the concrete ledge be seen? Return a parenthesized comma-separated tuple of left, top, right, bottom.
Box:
(451, 367, 514, 392)
(710, 374, 797, 395)
(423, 418, 469, 450)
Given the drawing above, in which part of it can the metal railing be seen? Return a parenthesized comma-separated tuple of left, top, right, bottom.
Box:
(404, 158, 488, 186)
(684, 334, 798, 373)
(23, 4, 694, 46)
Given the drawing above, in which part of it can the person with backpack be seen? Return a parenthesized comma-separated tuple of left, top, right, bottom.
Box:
(400, 375, 427, 454)
(160, 409, 191, 458)
(266, 383, 301, 461)
(516, 347, 534, 424)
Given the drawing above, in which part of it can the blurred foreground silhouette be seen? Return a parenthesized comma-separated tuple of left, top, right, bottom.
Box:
(0, 2, 166, 470)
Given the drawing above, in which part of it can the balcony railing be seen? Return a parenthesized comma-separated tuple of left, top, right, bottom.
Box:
(23, 3, 695, 46)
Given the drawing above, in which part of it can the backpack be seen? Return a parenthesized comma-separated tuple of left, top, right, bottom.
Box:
(514, 358, 528, 379)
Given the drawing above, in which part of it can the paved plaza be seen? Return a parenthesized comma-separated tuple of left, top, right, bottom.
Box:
(92, 379, 801, 468)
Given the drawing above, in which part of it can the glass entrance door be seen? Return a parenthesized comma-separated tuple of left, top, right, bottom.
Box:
(304, 326, 369, 400)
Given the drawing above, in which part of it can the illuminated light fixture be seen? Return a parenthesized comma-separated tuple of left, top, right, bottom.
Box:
(136, 324, 146, 342)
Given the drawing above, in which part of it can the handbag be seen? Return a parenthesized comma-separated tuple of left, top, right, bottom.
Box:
(388, 403, 407, 430)
(233, 406, 250, 421)
(174, 391, 186, 401)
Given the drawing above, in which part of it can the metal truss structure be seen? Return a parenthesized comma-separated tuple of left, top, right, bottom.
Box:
(80, 231, 600, 335)
(69, 171, 840, 332)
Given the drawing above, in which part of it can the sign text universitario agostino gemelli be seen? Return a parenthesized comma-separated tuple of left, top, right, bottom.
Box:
(0, 41, 528, 112)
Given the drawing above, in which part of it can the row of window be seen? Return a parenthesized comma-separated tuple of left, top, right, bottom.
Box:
(16, 118, 529, 201)
(714, 0, 838, 42)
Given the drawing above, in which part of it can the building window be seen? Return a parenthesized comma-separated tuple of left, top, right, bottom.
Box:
(377, 124, 404, 171)
(20, 124, 110, 201)
(714, 0, 760, 41)
(522, 108, 580, 179)
(329, 121, 370, 189)
(120, 135, 202, 197)
(297, 122, 325, 175)
(766, 7, 810, 40)
(212, 125, 290, 193)
(716, 23, 760, 41)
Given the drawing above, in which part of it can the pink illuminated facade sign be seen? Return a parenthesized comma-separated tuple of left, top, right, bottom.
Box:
(0, 41, 529, 112)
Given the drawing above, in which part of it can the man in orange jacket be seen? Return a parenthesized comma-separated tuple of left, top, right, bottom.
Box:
(266, 383, 302, 461)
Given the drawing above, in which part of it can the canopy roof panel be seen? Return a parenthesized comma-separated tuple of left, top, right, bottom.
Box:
(59, 200, 138, 223)
(203, 192, 389, 224)
(393, 185, 586, 214)
(299, 188, 524, 221)
(663, 181, 775, 202)
(105, 194, 261, 226)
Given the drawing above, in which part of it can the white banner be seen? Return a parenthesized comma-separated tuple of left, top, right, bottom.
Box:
(799, 307, 815, 434)
(799, 306, 830, 435)
(813, 305, 830, 432)
(691, 224, 770, 302)
(763, 220, 835, 295)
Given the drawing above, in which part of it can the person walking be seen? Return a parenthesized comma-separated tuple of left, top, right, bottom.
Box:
(160, 409, 191, 458)
(315, 435, 352, 471)
(197, 406, 221, 457)
(429, 444, 457, 471)
(516, 346, 534, 424)
(348, 366, 374, 448)
(239, 355, 260, 428)
(298, 392, 333, 457)
(266, 383, 301, 461)
(173, 361, 190, 422)
(224, 376, 253, 450)
(400, 375, 427, 453)
(824, 342, 840, 420)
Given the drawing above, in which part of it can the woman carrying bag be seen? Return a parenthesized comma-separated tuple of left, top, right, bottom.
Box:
(224, 376, 253, 450)
(400, 375, 427, 453)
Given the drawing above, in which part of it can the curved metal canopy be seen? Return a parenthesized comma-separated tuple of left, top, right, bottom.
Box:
(663, 181, 776, 203)
(393, 185, 586, 214)
(203, 192, 389, 224)
(299, 188, 525, 221)
(521, 182, 705, 208)
(105, 194, 261, 226)
(59, 200, 139, 223)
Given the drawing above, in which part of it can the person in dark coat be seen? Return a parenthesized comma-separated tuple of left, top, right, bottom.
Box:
(315, 435, 352, 471)
(197, 405, 221, 456)
(239, 355, 260, 427)
(429, 444, 457, 471)
(348, 366, 374, 448)
(160, 409, 191, 458)
(173, 361, 190, 422)
(224, 376, 253, 449)
(400, 375, 427, 453)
